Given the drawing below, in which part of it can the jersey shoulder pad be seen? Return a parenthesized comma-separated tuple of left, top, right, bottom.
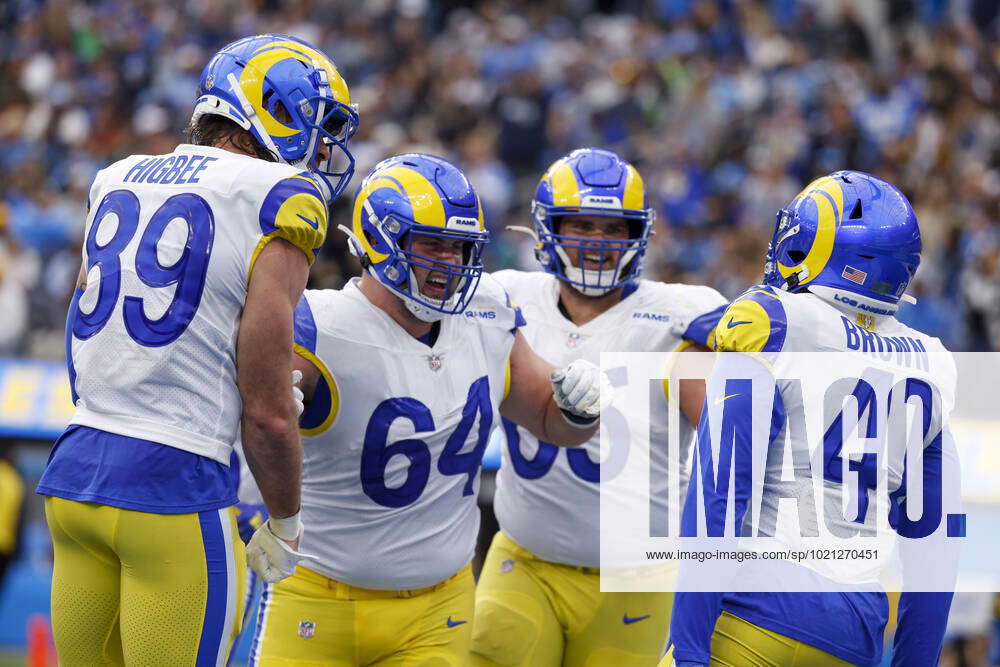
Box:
(101, 153, 153, 180)
(292, 288, 358, 349)
(86, 166, 112, 214)
(489, 269, 549, 302)
(639, 281, 729, 348)
(714, 285, 787, 353)
(255, 169, 329, 266)
(463, 273, 526, 334)
(88, 155, 150, 209)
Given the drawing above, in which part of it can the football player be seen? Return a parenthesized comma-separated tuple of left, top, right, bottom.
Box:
(249, 153, 608, 666)
(37, 34, 357, 665)
(666, 171, 958, 667)
(470, 148, 727, 666)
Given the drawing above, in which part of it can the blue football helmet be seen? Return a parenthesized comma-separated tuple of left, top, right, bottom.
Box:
(191, 34, 359, 201)
(520, 148, 655, 296)
(763, 170, 921, 316)
(342, 154, 489, 322)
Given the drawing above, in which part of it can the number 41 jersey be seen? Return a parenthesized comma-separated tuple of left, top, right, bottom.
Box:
(69, 144, 327, 464)
(292, 276, 523, 590)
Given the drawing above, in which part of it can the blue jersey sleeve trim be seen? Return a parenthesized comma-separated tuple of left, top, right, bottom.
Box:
(512, 305, 526, 333)
(293, 296, 318, 354)
(743, 286, 787, 353)
(298, 370, 333, 432)
(683, 303, 727, 347)
(500, 286, 527, 334)
(65, 287, 83, 404)
(620, 280, 640, 301)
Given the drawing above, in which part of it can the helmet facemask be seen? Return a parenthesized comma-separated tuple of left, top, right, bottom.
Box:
(395, 225, 489, 322)
(528, 203, 651, 296)
(342, 209, 489, 323)
(255, 69, 359, 202)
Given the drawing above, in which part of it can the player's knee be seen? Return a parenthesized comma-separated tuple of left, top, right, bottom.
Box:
(470, 597, 540, 666)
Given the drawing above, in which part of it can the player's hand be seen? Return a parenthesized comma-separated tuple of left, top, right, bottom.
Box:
(550, 359, 613, 425)
(292, 370, 304, 418)
(234, 501, 268, 545)
(246, 516, 317, 583)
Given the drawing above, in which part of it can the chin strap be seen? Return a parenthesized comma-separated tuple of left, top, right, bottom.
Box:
(226, 73, 284, 163)
(339, 224, 451, 322)
(508, 224, 635, 297)
(337, 223, 366, 259)
(403, 295, 446, 323)
(506, 224, 539, 241)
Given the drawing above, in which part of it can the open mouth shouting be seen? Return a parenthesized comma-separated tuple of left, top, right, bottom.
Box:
(422, 273, 451, 300)
(581, 250, 613, 271)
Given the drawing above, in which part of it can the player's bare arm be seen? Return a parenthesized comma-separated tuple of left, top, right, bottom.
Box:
(237, 238, 308, 528)
(500, 330, 598, 447)
(676, 342, 712, 428)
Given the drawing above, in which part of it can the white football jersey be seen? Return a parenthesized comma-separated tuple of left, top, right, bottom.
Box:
(492, 270, 727, 568)
(294, 275, 521, 589)
(710, 285, 956, 585)
(70, 144, 328, 464)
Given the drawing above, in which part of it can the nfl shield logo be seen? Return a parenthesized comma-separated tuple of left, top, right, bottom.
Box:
(427, 354, 444, 371)
(500, 559, 515, 573)
(566, 332, 582, 348)
(205, 74, 215, 90)
(298, 620, 315, 639)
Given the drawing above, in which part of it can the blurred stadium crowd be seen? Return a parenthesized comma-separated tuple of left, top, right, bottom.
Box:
(1, 0, 998, 359)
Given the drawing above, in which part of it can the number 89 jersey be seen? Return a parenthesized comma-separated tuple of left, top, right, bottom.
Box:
(70, 144, 328, 464)
(292, 276, 523, 590)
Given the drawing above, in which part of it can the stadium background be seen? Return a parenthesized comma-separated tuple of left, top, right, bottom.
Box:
(0, 0, 998, 664)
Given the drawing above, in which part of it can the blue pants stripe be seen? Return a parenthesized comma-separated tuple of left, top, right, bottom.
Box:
(196, 509, 230, 667)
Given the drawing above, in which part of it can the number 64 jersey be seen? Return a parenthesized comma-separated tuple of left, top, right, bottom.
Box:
(69, 144, 327, 464)
(292, 275, 524, 590)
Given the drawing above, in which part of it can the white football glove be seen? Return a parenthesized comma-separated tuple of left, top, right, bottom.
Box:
(550, 359, 614, 426)
(246, 515, 317, 583)
(292, 369, 304, 418)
